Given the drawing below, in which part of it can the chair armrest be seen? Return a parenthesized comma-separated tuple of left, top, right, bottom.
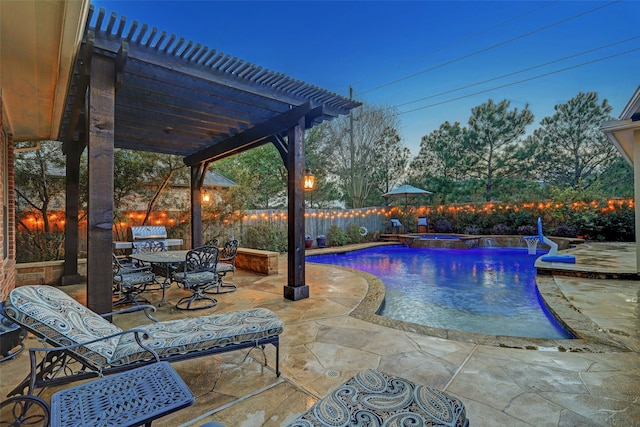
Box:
(121, 265, 153, 274)
(28, 327, 161, 363)
(99, 304, 157, 318)
(19, 329, 161, 396)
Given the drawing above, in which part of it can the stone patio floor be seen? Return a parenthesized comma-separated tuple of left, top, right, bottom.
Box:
(1, 242, 638, 426)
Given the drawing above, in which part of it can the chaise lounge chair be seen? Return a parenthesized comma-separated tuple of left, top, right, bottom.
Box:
(2, 285, 283, 398)
(417, 215, 429, 233)
(390, 217, 403, 234)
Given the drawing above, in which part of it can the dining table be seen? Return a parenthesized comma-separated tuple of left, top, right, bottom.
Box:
(129, 250, 234, 304)
(129, 250, 189, 305)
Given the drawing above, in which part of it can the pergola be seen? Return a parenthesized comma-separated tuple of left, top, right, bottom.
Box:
(57, 6, 360, 314)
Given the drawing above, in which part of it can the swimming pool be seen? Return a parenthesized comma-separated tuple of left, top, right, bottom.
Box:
(307, 246, 573, 339)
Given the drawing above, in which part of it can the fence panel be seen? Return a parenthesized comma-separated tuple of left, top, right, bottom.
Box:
(232, 207, 388, 244)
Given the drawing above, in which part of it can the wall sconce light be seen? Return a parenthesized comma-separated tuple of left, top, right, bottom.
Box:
(303, 167, 315, 191)
(202, 193, 211, 203)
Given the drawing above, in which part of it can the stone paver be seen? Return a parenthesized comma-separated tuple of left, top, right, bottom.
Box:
(1, 242, 638, 426)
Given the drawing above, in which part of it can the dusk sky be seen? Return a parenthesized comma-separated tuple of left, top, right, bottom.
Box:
(91, 0, 639, 154)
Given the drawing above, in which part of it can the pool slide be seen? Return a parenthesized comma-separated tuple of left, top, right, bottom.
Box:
(537, 218, 576, 263)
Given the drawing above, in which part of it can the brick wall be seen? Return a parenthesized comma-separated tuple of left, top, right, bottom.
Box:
(1, 96, 17, 300)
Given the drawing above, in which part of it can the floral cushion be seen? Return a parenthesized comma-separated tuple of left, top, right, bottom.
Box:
(6, 285, 122, 367)
(111, 308, 284, 365)
(287, 369, 468, 427)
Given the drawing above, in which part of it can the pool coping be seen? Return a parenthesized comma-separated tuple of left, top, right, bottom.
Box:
(307, 243, 632, 353)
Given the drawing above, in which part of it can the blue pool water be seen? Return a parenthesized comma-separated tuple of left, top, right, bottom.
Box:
(307, 246, 573, 339)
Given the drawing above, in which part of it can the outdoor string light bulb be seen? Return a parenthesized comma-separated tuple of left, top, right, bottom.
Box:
(303, 167, 315, 191)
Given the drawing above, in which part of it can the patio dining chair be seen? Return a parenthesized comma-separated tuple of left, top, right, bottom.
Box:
(205, 239, 239, 294)
(112, 254, 158, 321)
(173, 246, 220, 310)
(133, 240, 178, 292)
(204, 238, 220, 247)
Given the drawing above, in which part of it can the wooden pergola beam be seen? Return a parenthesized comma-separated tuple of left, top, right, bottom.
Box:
(184, 102, 319, 166)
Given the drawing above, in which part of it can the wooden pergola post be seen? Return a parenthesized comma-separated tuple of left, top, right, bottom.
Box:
(61, 141, 83, 285)
(284, 116, 309, 300)
(86, 53, 115, 315)
(191, 163, 207, 249)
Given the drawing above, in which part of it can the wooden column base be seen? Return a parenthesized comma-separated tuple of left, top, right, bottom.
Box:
(61, 274, 83, 286)
(283, 284, 309, 301)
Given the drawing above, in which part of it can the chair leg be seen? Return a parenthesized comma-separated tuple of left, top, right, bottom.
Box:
(113, 288, 158, 321)
(204, 274, 237, 294)
(175, 287, 217, 310)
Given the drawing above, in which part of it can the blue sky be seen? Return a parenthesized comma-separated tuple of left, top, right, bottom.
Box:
(91, 0, 639, 154)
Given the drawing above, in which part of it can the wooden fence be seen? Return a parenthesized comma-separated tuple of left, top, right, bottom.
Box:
(52, 207, 390, 255)
(217, 207, 389, 244)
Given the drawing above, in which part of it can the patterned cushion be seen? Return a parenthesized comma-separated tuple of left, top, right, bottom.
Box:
(6, 285, 284, 370)
(114, 271, 155, 286)
(5, 285, 122, 367)
(287, 369, 468, 427)
(217, 263, 234, 274)
(111, 308, 284, 365)
(173, 271, 217, 286)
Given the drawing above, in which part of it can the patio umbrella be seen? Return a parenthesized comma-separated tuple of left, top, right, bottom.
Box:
(383, 184, 432, 213)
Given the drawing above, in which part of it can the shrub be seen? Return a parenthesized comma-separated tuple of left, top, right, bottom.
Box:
(246, 221, 287, 252)
(491, 223, 511, 235)
(465, 226, 480, 235)
(517, 225, 537, 235)
(551, 224, 577, 238)
(433, 219, 453, 233)
(595, 208, 635, 241)
(346, 223, 362, 244)
(327, 225, 349, 247)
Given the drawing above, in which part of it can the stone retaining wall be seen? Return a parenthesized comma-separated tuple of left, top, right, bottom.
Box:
(235, 248, 279, 275)
(16, 260, 88, 286)
(16, 248, 280, 286)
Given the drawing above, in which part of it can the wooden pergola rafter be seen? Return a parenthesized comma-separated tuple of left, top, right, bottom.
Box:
(59, 6, 360, 313)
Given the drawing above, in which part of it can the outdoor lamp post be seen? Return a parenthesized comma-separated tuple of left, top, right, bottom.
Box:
(303, 167, 315, 191)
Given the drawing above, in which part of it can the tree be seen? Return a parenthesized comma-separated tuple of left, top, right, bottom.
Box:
(463, 99, 534, 201)
(372, 126, 410, 195)
(588, 156, 633, 197)
(304, 126, 343, 208)
(528, 92, 618, 190)
(137, 153, 188, 224)
(409, 121, 467, 203)
(14, 141, 66, 261)
(317, 104, 404, 208)
(213, 144, 287, 209)
(411, 121, 465, 181)
(113, 150, 156, 212)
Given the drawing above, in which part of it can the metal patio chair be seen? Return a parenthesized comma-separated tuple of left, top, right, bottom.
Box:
(173, 246, 220, 310)
(205, 239, 239, 294)
(112, 254, 158, 321)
